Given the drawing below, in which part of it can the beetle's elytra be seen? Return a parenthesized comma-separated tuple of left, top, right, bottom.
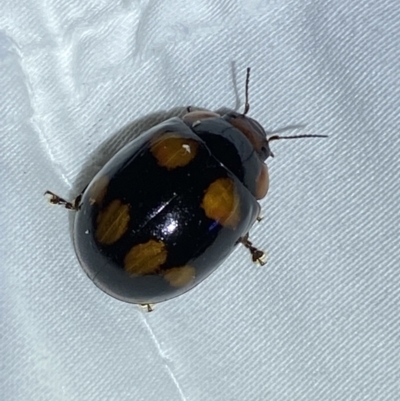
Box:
(46, 68, 326, 306)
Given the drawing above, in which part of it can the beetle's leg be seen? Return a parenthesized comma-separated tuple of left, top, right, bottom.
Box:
(255, 203, 263, 222)
(239, 233, 267, 266)
(44, 190, 81, 211)
(140, 304, 154, 313)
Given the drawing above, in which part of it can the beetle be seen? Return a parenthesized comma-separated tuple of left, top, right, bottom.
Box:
(45, 68, 326, 308)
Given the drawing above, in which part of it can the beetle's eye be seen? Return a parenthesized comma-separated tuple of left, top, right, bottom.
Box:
(259, 145, 272, 160)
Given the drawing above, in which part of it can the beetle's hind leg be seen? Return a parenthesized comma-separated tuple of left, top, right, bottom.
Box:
(239, 233, 267, 266)
(44, 190, 81, 211)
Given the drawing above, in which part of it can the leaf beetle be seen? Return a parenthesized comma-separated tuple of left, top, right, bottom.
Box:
(46, 68, 326, 308)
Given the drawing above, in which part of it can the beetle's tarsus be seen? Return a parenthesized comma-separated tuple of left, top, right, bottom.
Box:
(44, 190, 79, 211)
(239, 233, 267, 266)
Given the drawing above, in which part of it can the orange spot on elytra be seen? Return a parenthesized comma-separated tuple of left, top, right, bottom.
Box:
(150, 133, 199, 169)
(163, 265, 196, 288)
(124, 240, 167, 275)
(201, 177, 240, 229)
(95, 199, 130, 245)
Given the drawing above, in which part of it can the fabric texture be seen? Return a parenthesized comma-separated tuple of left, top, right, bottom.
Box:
(1, 1, 399, 400)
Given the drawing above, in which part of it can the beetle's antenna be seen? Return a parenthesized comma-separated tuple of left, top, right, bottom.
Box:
(243, 67, 251, 115)
(268, 134, 328, 142)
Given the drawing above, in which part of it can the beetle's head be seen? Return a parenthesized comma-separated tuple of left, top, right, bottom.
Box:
(223, 111, 272, 161)
(225, 68, 327, 161)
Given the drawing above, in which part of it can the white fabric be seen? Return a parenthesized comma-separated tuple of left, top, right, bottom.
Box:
(1, 1, 399, 400)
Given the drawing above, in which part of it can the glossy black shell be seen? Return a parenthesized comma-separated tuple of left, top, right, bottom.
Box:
(74, 116, 263, 304)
